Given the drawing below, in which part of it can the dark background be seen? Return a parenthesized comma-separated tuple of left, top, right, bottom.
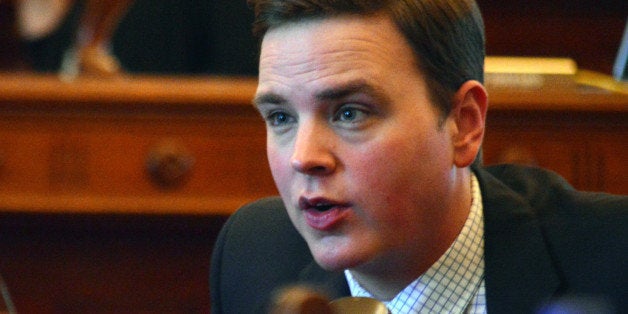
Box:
(1, 0, 626, 75)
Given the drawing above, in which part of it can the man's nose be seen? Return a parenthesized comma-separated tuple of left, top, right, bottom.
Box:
(289, 123, 336, 176)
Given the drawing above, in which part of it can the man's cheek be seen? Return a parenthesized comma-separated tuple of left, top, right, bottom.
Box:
(267, 149, 290, 189)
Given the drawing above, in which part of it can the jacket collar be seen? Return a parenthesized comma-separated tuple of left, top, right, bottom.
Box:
(475, 166, 562, 312)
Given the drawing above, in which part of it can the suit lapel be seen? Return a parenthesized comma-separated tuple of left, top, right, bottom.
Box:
(476, 167, 562, 313)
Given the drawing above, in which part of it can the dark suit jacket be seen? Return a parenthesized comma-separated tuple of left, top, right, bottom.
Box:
(210, 165, 627, 313)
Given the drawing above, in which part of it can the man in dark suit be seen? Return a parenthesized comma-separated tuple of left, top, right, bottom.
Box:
(210, 0, 627, 313)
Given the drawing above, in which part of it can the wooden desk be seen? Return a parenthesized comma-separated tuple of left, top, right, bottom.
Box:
(484, 73, 627, 195)
(0, 73, 263, 313)
(0, 72, 626, 216)
(0, 72, 625, 313)
(0, 73, 276, 215)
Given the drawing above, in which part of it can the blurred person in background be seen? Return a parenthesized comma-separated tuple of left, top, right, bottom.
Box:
(14, 0, 258, 75)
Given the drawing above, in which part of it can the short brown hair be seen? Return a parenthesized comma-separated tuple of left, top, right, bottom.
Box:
(248, 0, 485, 119)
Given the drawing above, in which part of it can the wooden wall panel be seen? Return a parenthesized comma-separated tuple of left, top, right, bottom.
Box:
(0, 213, 227, 313)
(478, 0, 627, 74)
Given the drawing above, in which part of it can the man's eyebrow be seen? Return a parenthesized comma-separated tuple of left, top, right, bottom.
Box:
(252, 93, 287, 108)
(253, 80, 390, 107)
(315, 80, 390, 104)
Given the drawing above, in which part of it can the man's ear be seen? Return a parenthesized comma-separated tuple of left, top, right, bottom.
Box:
(449, 80, 488, 168)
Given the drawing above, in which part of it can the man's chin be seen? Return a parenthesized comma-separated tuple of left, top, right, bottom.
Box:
(310, 247, 365, 272)
(302, 230, 371, 270)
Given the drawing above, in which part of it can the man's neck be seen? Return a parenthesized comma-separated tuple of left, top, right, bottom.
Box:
(347, 168, 473, 300)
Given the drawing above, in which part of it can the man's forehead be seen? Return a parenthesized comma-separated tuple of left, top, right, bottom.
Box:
(255, 13, 424, 108)
(258, 15, 412, 78)
(260, 14, 401, 56)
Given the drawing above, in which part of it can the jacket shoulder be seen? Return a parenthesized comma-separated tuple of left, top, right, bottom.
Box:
(481, 164, 627, 216)
(211, 197, 314, 313)
(478, 164, 628, 310)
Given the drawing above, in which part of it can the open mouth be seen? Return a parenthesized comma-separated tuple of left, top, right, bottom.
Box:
(313, 203, 334, 212)
(299, 197, 341, 212)
(298, 197, 350, 230)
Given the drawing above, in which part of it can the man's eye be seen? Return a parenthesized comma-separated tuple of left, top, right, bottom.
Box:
(340, 109, 356, 121)
(268, 111, 292, 126)
(334, 106, 367, 123)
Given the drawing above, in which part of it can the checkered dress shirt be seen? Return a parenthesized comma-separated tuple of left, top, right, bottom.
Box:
(345, 174, 486, 313)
